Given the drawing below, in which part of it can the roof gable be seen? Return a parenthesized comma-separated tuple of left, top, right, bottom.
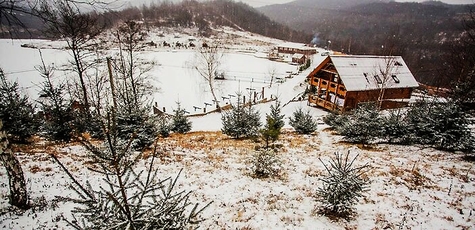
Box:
(323, 55, 419, 91)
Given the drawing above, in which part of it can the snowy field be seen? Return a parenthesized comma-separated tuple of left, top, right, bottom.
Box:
(0, 27, 327, 118)
(1, 28, 474, 229)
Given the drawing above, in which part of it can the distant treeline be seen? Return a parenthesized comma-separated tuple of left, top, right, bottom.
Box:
(107, 0, 311, 42)
(260, 1, 475, 87)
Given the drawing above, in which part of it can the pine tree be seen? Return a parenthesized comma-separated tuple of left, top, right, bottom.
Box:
(59, 116, 209, 229)
(316, 151, 370, 218)
(403, 100, 435, 145)
(405, 101, 474, 152)
(269, 100, 285, 130)
(171, 102, 192, 134)
(339, 102, 383, 146)
(289, 108, 318, 134)
(248, 149, 282, 178)
(157, 115, 172, 138)
(260, 100, 284, 148)
(0, 69, 39, 143)
(430, 103, 474, 152)
(36, 64, 75, 142)
(116, 107, 158, 150)
(381, 109, 409, 144)
(221, 94, 261, 139)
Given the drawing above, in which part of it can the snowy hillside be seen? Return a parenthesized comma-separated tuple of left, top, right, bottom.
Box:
(0, 27, 474, 229)
(0, 26, 326, 118)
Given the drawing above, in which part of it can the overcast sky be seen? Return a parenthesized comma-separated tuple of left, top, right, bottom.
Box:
(123, 0, 475, 8)
(241, 0, 475, 7)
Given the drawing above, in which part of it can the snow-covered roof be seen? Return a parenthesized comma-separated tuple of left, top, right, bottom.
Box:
(292, 53, 305, 59)
(277, 42, 315, 51)
(330, 55, 419, 91)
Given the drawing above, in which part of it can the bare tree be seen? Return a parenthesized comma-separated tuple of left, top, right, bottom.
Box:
(267, 64, 277, 88)
(0, 121, 29, 209)
(194, 43, 224, 111)
(40, 0, 103, 114)
(114, 20, 155, 113)
(372, 56, 400, 110)
(1, 0, 112, 38)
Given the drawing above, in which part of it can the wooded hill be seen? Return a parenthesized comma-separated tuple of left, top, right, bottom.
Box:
(1, 0, 311, 43)
(259, 0, 474, 87)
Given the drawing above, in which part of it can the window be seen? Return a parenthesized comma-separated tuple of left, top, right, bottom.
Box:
(374, 75, 382, 84)
(391, 75, 400, 83)
(363, 73, 370, 83)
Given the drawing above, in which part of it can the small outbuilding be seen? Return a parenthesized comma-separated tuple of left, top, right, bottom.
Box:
(307, 55, 419, 113)
(291, 53, 306, 65)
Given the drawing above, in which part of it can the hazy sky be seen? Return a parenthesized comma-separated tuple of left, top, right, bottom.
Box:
(239, 0, 475, 7)
(124, 0, 475, 8)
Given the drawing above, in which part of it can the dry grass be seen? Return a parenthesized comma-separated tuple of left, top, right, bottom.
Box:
(165, 131, 257, 152)
(29, 165, 53, 174)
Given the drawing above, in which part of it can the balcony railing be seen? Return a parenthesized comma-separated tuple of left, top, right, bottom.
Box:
(308, 95, 345, 113)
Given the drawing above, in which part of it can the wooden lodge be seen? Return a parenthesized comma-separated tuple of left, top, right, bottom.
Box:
(307, 55, 419, 113)
(276, 42, 317, 56)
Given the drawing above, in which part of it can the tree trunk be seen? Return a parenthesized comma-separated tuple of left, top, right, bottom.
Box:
(0, 124, 29, 209)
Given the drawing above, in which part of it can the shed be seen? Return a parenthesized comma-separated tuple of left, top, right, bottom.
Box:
(292, 53, 306, 64)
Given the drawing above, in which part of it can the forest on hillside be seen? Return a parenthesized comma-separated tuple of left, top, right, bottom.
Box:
(0, 0, 311, 43)
(259, 1, 474, 88)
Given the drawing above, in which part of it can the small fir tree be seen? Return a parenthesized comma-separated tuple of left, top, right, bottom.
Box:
(221, 94, 261, 139)
(116, 107, 158, 150)
(339, 102, 383, 146)
(260, 100, 284, 148)
(248, 149, 282, 179)
(431, 103, 474, 152)
(403, 100, 435, 145)
(323, 112, 349, 132)
(0, 69, 39, 143)
(58, 115, 210, 229)
(406, 101, 474, 152)
(382, 109, 409, 144)
(260, 117, 280, 149)
(316, 151, 370, 218)
(157, 115, 172, 138)
(36, 66, 75, 142)
(171, 102, 192, 134)
(269, 100, 285, 130)
(289, 108, 318, 134)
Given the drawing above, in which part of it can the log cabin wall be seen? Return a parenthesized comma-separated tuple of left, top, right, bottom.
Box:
(307, 55, 418, 113)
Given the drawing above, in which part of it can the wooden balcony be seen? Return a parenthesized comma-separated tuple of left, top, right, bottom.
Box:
(308, 95, 345, 113)
(337, 86, 347, 96)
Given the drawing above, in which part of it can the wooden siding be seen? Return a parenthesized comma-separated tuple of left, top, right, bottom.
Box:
(307, 56, 415, 113)
(277, 47, 317, 56)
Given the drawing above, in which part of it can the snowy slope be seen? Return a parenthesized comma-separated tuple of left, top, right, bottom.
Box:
(1, 27, 474, 230)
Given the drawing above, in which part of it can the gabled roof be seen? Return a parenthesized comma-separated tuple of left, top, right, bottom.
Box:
(292, 53, 305, 59)
(322, 55, 419, 91)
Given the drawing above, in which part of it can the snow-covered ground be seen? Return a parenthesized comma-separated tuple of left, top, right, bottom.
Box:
(1, 122, 474, 229)
(1, 27, 474, 229)
(0, 27, 327, 118)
